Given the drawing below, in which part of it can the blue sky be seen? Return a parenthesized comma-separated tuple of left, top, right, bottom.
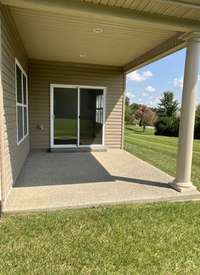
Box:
(126, 48, 200, 108)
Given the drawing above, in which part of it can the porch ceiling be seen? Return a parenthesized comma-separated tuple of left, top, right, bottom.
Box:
(83, 0, 200, 22)
(2, 0, 200, 70)
(10, 7, 181, 68)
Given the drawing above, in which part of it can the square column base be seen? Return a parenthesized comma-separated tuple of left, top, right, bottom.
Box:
(169, 180, 197, 192)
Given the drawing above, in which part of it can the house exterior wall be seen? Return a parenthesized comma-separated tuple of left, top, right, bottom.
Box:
(29, 60, 125, 150)
(0, 6, 30, 201)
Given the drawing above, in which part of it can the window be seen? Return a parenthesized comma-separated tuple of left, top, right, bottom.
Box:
(15, 59, 28, 145)
(95, 94, 103, 124)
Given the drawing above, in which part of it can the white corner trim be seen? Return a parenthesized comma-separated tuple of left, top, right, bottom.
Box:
(0, 17, 6, 204)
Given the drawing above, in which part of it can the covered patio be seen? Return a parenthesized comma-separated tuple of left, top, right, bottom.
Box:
(4, 150, 200, 213)
(1, 0, 200, 213)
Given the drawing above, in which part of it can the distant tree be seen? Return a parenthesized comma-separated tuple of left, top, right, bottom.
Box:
(157, 92, 178, 117)
(130, 102, 139, 114)
(125, 97, 141, 124)
(155, 116, 179, 137)
(125, 96, 134, 124)
(135, 105, 157, 132)
(155, 92, 179, 137)
(147, 108, 157, 126)
(125, 96, 130, 106)
(151, 107, 158, 113)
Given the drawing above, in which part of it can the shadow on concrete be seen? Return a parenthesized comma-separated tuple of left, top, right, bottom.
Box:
(115, 176, 171, 189)
(15, 151, 172, 190)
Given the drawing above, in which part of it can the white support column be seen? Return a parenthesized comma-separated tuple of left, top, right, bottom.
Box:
(172, 32, 200, 192)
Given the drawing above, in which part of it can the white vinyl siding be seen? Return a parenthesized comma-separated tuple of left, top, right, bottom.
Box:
(29, 60, 124, 149)
(1, 5, 30, 201)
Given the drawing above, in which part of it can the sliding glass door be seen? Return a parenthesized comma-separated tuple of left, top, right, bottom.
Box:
(80, 88, 104, 145)
(51, 85, 104, 148)
(53, 87, 78, 146)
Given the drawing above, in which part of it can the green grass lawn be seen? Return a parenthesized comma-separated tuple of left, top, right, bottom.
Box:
(1, 125, 200, 274)
(124, 125, 200, 189)
(55, 118, 94, 139)
(1, 202, 200, 274)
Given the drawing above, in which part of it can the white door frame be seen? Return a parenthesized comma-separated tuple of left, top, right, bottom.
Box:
(50, 84, 106, 149)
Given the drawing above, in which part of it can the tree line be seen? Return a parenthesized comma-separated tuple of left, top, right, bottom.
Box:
(125, 91, 200, 139)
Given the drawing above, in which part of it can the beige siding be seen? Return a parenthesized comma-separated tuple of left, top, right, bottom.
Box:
(29, 60, 124, 149)
(0, 6, 30, 201)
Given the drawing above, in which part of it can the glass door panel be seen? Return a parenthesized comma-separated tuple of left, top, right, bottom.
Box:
(53, 87, 78, 146)
(79, 88, 103, 145)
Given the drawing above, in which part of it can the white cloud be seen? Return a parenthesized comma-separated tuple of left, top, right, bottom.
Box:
(173, 77, 183, 89)
(148, 96, 161, 107)
(127, 70, 153, 82)
(126, 91, 135, 103)
(172, 74, 200, 90)
(145, 85, 156, 92)
(141, 86, 155, 98)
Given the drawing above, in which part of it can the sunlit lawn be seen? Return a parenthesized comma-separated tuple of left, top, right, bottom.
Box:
(1, 202, 200, 274)
(124, 125, 200, 189)
(1, 125, 200, 274)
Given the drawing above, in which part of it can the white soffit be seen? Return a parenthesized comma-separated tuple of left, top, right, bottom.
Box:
(82, 0, 200, 22)
(10, 7, 179, 67)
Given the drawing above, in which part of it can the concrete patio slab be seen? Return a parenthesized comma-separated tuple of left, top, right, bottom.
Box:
(4, 150, 200, 213)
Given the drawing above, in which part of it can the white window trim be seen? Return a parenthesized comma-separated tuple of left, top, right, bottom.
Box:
(15, 58, 29, 146)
